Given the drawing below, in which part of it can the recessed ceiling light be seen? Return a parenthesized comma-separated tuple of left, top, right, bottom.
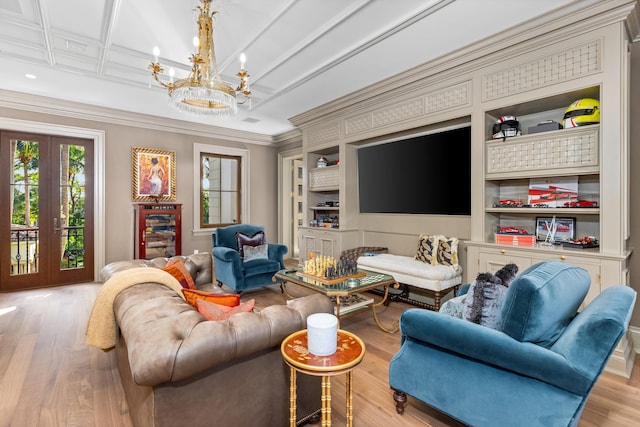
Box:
(25, 74, 37, 79)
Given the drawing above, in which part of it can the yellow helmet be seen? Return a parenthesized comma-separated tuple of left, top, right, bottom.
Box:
(562, 98, 600, 128)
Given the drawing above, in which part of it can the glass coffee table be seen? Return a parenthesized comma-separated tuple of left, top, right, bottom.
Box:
(273, 268, 399, 333)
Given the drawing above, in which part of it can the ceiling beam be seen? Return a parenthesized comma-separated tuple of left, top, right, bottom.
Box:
(97, 0, 122, 77)
(253, 0, 455, 111)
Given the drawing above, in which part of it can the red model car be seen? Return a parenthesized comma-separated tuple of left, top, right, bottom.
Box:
(564, 200, 599, 208)
(498, 226, 529, 235)
(495, 199, 524, 207)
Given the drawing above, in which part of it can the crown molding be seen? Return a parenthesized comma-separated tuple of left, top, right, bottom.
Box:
(0, 88, 279, 146)
(290, 0, 639, 129)
(272, 128, 302, 147)
(625, 0, 640, 42)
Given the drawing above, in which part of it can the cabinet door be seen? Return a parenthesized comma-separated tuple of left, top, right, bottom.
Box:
(136, 204, 181, 259)
(477, 251, 533, 277)
(317, 234, 337, 258)
(299, 233, 317, 261)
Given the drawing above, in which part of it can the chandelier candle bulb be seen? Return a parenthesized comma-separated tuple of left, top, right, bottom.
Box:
(153, 46, 159, 62)
(240, 53, 246, 69)
(307, 313, 338, 356)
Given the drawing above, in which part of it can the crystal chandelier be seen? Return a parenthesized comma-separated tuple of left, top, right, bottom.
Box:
(149, 0, 250, 118)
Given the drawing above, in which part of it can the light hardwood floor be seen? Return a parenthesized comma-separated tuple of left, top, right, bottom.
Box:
(0, 280, 639, 426)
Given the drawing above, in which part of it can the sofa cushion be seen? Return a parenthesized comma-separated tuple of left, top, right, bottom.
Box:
(235, 231, 265, 259)
(414, 234, 439, 265)
(459, 264, 518, 329)
(243, 243, 268, 262)
(243, 258, 281, 277)
(160, 259, 196, 289)
(182, 288, 241, 308)
(462, 273, 509, 330)
(196, 298, 256, 321)
(501, 261, 590, 347)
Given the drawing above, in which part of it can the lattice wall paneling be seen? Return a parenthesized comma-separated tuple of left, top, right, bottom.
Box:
(483, 40, 601, 101)
(486, 126, 599, 176)
(372, 98, 425, 128)
(307, 122, 340, 146)
(345, 114, 372, 136)
(309, 167, 339, 189)
(425, 82, 470, 114)
(344, 81, 471, 137)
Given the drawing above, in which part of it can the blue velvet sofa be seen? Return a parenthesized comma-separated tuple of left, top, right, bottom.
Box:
(212, 224, 288, 292)
(389, 261, 636, 427)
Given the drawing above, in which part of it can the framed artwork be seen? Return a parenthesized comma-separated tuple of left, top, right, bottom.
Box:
(535, 217, 576, 242)
(131, 147, 176, 202)
(528, 176, 578, 208)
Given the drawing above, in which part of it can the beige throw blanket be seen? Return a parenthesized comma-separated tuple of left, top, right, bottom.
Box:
(86, 267, 185, 351)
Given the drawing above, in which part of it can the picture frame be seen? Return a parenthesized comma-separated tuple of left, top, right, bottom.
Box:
(131, 147, 176, 202)
(535, 217, 576, 242)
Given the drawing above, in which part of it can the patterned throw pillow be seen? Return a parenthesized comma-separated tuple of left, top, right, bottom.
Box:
(160, 259, 196, 289)
(243, 244, 268, 262)
(182, 289, 241, 309)
(436, 236, 459, 267)
(196, 298, 256, 321)
(235, 231, 265, 259)
(414, 234, 439, 265)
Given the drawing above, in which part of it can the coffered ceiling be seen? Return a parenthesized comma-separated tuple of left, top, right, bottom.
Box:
(0, 0, 578, 137)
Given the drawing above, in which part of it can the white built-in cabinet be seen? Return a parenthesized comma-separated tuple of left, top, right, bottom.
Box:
(292, 3, 638, 376)
(298, 144, 358, 262)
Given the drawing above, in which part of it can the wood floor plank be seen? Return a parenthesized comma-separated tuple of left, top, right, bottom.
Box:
(1, 280, 639, 426)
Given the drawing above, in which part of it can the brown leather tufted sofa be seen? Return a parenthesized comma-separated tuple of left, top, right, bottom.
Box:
(100, 253, 333, 427)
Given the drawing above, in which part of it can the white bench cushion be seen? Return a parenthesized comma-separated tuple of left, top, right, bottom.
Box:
(357, 253, 462, 292)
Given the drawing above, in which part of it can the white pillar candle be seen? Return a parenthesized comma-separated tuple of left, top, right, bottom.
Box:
(307, 313, 338, 356)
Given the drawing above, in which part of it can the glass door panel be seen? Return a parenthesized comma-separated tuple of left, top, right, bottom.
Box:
(58, 143, 86, 270)
(10, 140, 40, 276)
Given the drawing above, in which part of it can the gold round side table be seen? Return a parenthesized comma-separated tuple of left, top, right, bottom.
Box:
(281, 329, 366, 427)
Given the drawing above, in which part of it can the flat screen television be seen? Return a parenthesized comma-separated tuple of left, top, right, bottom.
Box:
(357, 126, 471, 215)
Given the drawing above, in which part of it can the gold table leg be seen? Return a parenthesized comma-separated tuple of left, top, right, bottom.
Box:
(279, 279, 295, 300)
(346, 371, 354, 427)
(321, 376, 331, 426)
(289, 367, 297, 427)
(322, 376, 331, 427)
(370, 282, 400, 333)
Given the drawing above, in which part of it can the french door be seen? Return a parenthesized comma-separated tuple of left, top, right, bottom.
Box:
(0, 131, 94, 291)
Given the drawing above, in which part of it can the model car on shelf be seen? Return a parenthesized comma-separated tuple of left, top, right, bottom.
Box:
(563, 200, 599, 208)
(497, 226, 530, 235)
(562, 235, 599, 249)
(494, 199, 524, 207)
(521, 203, 549, 208)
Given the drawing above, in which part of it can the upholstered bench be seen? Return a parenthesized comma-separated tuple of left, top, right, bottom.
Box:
(357, 253, 462, 311)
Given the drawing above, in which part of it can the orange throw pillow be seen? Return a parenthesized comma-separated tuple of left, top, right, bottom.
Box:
(182, 288, 241, 308)
(196, 298, 256, 321)
(160, 259, 196, 290)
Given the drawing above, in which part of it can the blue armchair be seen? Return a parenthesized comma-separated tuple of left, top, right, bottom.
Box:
(389, 261, 636, 427)
(212, 224, 288, 292)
